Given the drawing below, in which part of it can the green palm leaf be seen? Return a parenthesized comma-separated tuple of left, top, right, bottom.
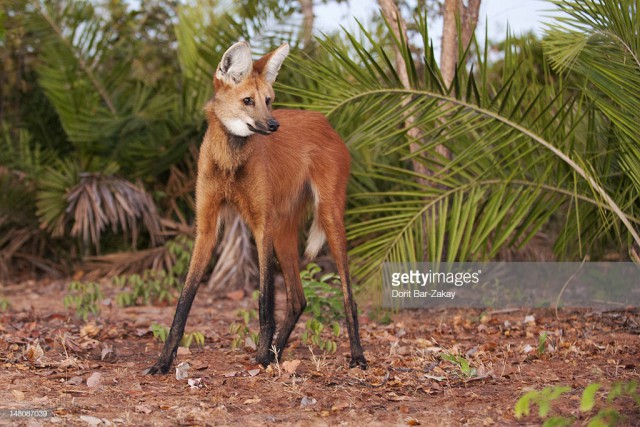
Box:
(278, 9, 639, 287)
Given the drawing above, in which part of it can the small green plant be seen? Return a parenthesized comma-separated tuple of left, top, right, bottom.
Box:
(441, 353, 477, 378)
(114, 236, 193, 307)
(182, 330, 206, 348)
(64, 281, 103, 321)
(368, 307, 393, 325)
(300, 263, 344, 324)
(150, 323, 205, 348)
(538, 331, 548, 355)
(515, 381, 640, 426)
(151, 323, 168, 342)
(0, 298, 11, 312)
(165, 236, 192, 277)
(114, 269, 176, 307)
(298, 264, 346, 354)
(515, 385, 572, 421)
(301, 318, 340, 353)
(229, 308, 259, 350)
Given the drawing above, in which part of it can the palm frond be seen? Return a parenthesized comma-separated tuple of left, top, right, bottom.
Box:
(36, 161, 163, 253)
(544, 0, 640, 198)
(277, 10, 640, 287)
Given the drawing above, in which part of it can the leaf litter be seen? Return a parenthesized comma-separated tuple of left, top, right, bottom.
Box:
(0, 278, 638, 425)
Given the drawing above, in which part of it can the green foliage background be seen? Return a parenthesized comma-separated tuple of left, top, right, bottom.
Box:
(0, 0, 638, 289)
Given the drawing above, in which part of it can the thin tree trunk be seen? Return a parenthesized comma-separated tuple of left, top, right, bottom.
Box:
(441, 0, 482, 88)
(461, 0, 481, 51)
(440, 0, 458, 88)
(378, 0, 430, 181)
(379, 0, 481, 261)
(379, 0, 432, 261)
(440, 0, 481, 163)
(299, 0, 314, 49)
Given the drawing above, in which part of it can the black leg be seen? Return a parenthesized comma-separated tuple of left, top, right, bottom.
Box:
(147, 233, 214, 374)
(322, 208, 367, 370)
(273, 230, 306, 360)
(255, 238, 276, 367)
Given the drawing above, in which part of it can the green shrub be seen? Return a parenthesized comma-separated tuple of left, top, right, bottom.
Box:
(64, 281, 103, 321)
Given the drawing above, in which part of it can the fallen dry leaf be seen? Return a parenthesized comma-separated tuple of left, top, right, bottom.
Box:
(387, 393, 411, 402)
(188, 378, 205, 389)
(300, 396, 316, 407)
(226, 289, 245, 301)
(79, 415, 104, 427)
(58, 356, 79, 370)
(80, 322, 101, 338)
(177, 346, 191, 356)
(67, 376, 83, 386)
(101, 344, 114, 361)
(86, 372, 103, 388)
(247, 368, 260, 377)
(11, 389, 25, 401)
(23, 342, 44, 364)
(175, 362, 190, 380)
(244, 336, 257, 351)
(282, 359, 301, 375)
(243, 397, 261, 404)
(331, 401, 350, 411)
(80, 338, 101, 350)
(135, 404, 152, 414)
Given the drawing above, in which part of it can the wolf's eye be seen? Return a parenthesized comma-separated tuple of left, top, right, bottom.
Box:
(265, 97, 272, 106)
(243, 97, 254, 106)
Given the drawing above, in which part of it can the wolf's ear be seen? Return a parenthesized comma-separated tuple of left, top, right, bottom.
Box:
(216, 41, 253, 86)
(262, 43, 289, 84)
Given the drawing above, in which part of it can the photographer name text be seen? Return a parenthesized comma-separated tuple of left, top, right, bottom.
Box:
(391, 289, 456, 299)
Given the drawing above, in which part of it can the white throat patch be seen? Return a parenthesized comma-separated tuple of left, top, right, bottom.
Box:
(221, 117, 254, 137)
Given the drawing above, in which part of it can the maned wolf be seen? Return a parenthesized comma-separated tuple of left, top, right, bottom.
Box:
(147, 41, 367, 374)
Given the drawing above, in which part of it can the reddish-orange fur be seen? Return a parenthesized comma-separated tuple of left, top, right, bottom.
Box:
(147, 42, 366, 374)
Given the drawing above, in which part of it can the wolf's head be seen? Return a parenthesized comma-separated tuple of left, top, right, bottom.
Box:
(212, 41, 289, 137)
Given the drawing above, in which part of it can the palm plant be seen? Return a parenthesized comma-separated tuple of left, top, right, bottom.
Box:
(24, 0, 203, 259)
(277, 5, 640, 288)
(0, 126, 65, 279)
(543, 0, 640, 258)
(2, 0, 304, 278)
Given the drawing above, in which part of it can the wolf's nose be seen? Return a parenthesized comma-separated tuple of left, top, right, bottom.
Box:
(267, 119, 279, 132)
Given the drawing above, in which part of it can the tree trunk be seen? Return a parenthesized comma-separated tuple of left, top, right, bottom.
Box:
(440, 0, 459, 88)
(379, 0, 481, 261)
(440, 0, 481, 164)
(379, 0, 432, 261)
(461, 0, 481, 51)
(299, 0, 314, 49)
(378, 0, 430, 180)
(440, 0, 482, 88)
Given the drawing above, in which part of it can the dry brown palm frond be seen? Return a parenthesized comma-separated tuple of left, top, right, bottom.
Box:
(162, 145, 198, 226)
(0, 225, 66, 281)
(66, 173, 163, 253)
(208, 214, 258, 293)
(82, 245, 172, 279)
(81, 233, 193, 280)
(159, 217, 194, 238)
(0, 168, 67, 281)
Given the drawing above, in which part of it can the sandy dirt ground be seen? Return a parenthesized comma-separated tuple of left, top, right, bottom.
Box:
(1, 277, 639, 426)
